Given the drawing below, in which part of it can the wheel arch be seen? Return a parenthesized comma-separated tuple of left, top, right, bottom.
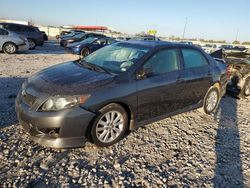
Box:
(93, 101, 135, 130)
(27, 38, 36, 45)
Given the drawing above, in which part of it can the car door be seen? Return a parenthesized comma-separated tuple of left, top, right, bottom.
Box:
(136, 48, 184, 122)
(0, 29, 8, 49)
(92, 38, 107, 51)
(178, 48, 212, 107)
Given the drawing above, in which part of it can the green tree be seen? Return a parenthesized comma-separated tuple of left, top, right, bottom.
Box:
(242, 41, 250, 45)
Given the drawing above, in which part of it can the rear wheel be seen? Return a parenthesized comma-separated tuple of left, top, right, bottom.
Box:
(3, 42, 17, 54)
(91, 103, 128, 147)
(203, 87, 220, 114)
(81, 48, 90, 57)
(28, 39, 36, 50)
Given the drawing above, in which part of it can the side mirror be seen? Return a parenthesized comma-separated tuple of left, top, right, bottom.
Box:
(136, 68, 153, 80)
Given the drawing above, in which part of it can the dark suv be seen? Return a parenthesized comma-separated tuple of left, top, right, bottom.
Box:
(16, 41, 228, 148)
(0, 23, 44, 49)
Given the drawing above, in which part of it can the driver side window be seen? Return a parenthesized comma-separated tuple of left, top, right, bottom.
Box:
(143, 48, 180, 76)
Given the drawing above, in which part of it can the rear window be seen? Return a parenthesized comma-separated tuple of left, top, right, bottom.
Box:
(182, 48, 208, 69)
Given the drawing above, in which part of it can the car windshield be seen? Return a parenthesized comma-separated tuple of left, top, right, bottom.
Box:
(82, 43, 150, 74)
(74, 33, 85, 38)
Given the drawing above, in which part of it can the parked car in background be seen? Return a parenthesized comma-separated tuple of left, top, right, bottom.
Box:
(116, 37, 131, 41)
(226, 58, 250, 98)
(66, 37, 117, 57)
(0, 22, 44, 50)
(60, 32, 104, 47)
(131, 35, 160, 41)
(41, 31, 48, 41)
(210, 49, 250, 98)
(221, 45, 249, 58)
(16, 41, 228, 148)
(201, 44, 218, 54)
(0, 28, 29, 54)
(179, 41, 194, 45)
(57, 30, 85, 40)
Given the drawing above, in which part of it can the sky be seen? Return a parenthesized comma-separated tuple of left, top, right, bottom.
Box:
(0, 0, 249, 42)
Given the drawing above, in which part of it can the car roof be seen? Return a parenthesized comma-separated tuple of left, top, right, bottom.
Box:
(0, 22, 35, 28)
(119, 40, 195, 49)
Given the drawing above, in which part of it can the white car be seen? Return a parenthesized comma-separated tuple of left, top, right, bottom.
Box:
(0, 28, 29, 54)
(201, 44, 218, 54)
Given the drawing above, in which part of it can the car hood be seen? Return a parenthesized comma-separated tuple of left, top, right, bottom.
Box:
(25, 61, 115, 96)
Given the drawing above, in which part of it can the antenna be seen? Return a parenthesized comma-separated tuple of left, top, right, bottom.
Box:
(235, 28, 239, 41)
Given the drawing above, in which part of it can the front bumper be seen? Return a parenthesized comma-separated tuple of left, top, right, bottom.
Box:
(15, 94, 96, 148)
(65, 47, 81, 55)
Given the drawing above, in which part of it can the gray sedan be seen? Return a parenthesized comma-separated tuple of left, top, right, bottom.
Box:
(0, 28, 29, 54)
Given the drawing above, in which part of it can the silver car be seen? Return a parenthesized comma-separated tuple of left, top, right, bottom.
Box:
(0, 28, 29, 54)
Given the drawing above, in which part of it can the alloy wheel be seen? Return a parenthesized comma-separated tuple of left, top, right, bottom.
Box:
(96, 111, 124, 143)
(205, 90, 218, 112)
(5, 44, 16, 54)
(81, 48, 89, 57)
(28, 39, 35, 49)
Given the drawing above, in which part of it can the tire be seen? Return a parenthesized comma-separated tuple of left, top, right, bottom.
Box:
(242, 77, 250, 97)
(81, 47, 90, 57)
(203, 87, 220, 114)
(3, 42, 17, 54)
(91, 103, 128, 147)
(27, 39, 36, 50)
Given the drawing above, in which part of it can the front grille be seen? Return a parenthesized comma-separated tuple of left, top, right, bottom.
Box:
(21, 91, 37, 107)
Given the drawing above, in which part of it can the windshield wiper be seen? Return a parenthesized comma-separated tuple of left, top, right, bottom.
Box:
(88, 63, 112, 75)
(77, 60, 94, 70)
(78, 60, 112, 75)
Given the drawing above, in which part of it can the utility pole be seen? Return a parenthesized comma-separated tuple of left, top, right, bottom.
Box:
(235, 28, 239, 41)
(182, 17, 188, 39)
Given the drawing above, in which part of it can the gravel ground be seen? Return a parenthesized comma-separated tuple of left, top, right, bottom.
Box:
(0, 41, 249, 187)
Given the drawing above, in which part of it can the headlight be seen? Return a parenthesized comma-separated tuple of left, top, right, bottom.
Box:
(40, 95, 90, 111)
(67, 39, 74, 43)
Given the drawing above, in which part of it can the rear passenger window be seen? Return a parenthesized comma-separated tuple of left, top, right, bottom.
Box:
(0, 28, 8, 35)
(143, 49, 180, 75)
(182, 49, 208, 69)
(5, 24, 22, 32)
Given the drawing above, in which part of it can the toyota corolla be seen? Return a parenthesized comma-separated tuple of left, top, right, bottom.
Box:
(15, 41, 228, 148)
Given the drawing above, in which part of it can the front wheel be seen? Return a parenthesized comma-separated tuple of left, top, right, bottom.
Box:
(91, 103, 128, 147)
(203, 87, 220, 114)
(81, 48, 90, 57)
(3, 42, 17, 54)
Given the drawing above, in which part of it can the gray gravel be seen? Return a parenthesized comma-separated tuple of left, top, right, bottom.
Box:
(0, 41, 250, 187)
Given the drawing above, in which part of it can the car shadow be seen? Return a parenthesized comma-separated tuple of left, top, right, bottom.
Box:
(0, 77, 26, 129)
(21, 40, 67, 55)
(213, 95, 244, 187)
